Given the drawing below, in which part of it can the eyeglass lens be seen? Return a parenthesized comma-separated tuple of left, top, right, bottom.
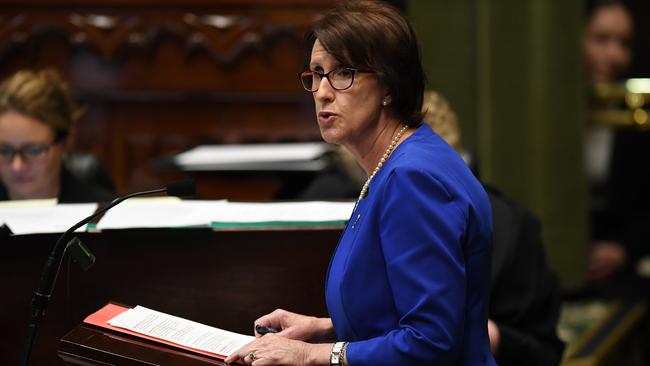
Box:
(0, 145, 51, 162)
(301, 68, 355, 92)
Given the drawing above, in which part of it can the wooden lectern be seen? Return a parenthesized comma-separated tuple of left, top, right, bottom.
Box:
(59, 324, 225, 365)
(6, 226, 342, 365)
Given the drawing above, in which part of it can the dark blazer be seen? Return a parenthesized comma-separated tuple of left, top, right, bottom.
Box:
(585, 130, 650, 298)
(0, 165, 115, 203)
(487, 187, 565, 366)
(607, 130, 650, 266)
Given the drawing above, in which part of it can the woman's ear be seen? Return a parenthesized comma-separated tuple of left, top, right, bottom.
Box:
(381, 84, 392, 106)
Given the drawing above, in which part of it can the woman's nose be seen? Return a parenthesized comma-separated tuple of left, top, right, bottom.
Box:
(605, 40, 630, 65)
(314, 77, 334, 102)
(10, 154, 28, 171)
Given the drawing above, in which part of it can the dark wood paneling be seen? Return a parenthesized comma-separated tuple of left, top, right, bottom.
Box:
(0, 0, 333, 196)
(3, 227, 342, 365)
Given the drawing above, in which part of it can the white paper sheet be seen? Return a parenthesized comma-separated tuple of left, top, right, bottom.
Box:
(96, 199, 353, 229)
(210, 201, 354, 223)
(108, 306, 253, 357)
(0, 198, 57, 208)
(175, 142, 330, 165)
(96, 198, 227, 230)
(0, 203, 97, 235)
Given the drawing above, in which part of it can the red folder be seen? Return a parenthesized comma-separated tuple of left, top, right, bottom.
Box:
(84, 303, 230, 360)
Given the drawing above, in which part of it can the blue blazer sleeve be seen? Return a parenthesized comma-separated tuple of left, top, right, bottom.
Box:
(345, 167, 470, 365)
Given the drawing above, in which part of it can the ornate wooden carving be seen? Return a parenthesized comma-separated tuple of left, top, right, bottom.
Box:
(0, 11, 301, 64)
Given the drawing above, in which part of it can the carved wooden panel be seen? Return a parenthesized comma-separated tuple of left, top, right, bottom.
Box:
(0, 0, 335, 196)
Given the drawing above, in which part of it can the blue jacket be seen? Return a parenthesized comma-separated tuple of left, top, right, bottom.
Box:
(325, 124, 496, 365)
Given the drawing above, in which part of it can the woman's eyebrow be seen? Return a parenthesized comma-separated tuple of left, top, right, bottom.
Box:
(309, 63, 324, 71)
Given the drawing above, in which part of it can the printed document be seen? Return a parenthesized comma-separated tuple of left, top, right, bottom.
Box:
(108, 305, 253, 357)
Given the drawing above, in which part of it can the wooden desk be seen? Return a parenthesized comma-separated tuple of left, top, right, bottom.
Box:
(59, 324, 226, 365)
(3, 226, 342, 365)
(153, 150, 330, 200)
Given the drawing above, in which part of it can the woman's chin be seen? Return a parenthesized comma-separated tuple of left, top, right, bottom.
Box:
(9, 185, 47, 200)
(320, 135, 342, 145)
(319, 129, 343, 145)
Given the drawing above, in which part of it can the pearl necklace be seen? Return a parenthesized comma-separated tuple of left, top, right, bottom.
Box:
(354, 124, 409, 212)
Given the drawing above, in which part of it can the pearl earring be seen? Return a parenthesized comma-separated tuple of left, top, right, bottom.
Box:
(382, 100, 388, 106)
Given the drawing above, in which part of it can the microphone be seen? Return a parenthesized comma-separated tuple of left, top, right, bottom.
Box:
(165, 179, 196, 197)
(21, 180, 195, 366)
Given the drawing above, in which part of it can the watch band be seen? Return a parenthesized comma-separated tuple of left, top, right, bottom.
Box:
(330, 341, 345, 366)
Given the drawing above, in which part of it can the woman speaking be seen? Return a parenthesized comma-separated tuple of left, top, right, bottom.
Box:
(226, 1, 495, 365)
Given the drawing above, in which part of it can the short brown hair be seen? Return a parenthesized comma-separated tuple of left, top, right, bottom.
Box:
(305, 0, 426, 127)
(0, 69, 81, 140)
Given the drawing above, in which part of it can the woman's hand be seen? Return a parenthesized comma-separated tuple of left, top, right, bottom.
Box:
(487, 319, 500, 354)
(254, 309, 333, 342)
(224, 334, 331, 366)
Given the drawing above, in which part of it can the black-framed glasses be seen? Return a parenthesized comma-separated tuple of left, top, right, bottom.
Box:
(0, 143, 57, 164)
(298, 67, 376, 92)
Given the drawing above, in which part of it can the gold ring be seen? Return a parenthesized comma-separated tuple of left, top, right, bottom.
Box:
(248, 352, 257, 361)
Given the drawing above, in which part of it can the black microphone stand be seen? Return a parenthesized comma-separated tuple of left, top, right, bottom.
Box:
(21, 187, 166, 366)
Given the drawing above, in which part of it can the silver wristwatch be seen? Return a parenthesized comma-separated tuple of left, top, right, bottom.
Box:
(330, 341, 345, 366)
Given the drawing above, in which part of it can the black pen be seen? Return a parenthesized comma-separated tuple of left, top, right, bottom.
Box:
(255, 324, 279, 335)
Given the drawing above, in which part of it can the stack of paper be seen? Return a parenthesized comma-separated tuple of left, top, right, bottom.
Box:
(85, 303, 253, 360)
(208, 201, 354, 228)
(0, 201, 97, 235)
(0, 198, 354, 234)
(174, 142, 333, 171)
(96, 199, 354, 230)
(95, 198, 226, 230)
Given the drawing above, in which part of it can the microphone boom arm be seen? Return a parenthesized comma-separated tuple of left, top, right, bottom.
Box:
(21, 187, 166, 366)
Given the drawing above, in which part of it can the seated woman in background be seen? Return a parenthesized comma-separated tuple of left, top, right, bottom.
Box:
(0, 69, 114, 202)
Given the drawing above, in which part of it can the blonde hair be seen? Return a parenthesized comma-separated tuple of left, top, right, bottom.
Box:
(422, 90, 462, 150)
(0, 69, 81, 139)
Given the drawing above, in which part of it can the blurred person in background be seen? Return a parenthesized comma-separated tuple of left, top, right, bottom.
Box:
(0, 69, 114, 203)
(582, 0, 650, 294)
(583, 0, 633, 84)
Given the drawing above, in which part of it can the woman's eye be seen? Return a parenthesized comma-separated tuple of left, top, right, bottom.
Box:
(334, 69, 352, 78)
